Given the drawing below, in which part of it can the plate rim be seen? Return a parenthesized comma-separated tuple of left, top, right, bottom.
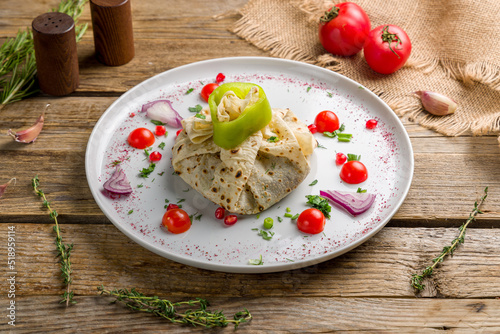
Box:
(85, 56, 414, 273)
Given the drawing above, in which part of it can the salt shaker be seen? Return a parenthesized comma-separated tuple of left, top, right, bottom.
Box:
(90, 0, 135, 66)
(32, 12, 79, 96)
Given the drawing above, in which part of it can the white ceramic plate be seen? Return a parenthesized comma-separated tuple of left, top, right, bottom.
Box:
(85, 57, 413, 273)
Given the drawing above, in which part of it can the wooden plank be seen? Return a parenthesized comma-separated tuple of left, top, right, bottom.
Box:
(1, 295, 499, 333)
(1, 224, 499, 299)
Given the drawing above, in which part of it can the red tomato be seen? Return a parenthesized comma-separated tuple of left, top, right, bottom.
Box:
(224, 215, 238, 226)
(297, 208, 326, 234)
(215, 73, 225, 83)
(364, 25, 412, 74)
(340, 160, 368, 184)
(215, 207, 225, 220)
(127, 128, 155, 149)
(162, 208, 191, 234)
(314, 110, 340, 133)
(200, 83, 219, 102)
(318, 2, 371, 56)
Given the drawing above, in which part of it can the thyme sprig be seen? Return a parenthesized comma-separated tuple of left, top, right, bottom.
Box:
(98, 286, 252, 328)
(411, 187, 488, 291)
(32, 176, 75, 306)
(0, 0, 88, 105)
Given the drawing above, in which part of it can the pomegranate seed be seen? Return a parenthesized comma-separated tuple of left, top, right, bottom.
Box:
(366, 119, 378, 129)
(155, 125, 166, 136)
(149, 151, 162, 162)
(224, 215, 238, 226)
(129, 112, 135, 117)
(335, 152, 347, 165)
(215, 73, 225, 83)
(167, 203, 179, 211)
(308, 124, 317, 134)
(176, 129, 182, 137)
(215, 207, 225, 219)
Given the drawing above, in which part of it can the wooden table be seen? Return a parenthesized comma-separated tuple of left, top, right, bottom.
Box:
(2, 0, 500, 332)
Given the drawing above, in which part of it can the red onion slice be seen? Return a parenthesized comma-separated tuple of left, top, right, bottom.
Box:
(142, 100, 183, 128)
(320, 190, 376, 216)
(103, 167, 133, 195)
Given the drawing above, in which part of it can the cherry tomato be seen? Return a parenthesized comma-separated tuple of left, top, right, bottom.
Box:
(200, 83, 219, 102)
(215, 73, 225, 83)
(297, 208, 326, 234)
(162, 208, 191, 234)
(336, 152, 347, 165)
(149, 151, 162, 162)
(314, 110, 340, 133)
(127, 128, 155, 149)
(366, 119, 378, 129)
(176, 129, 183, 137)
(318, 3, 371, 56)
(224, 215, 238, 226)
(215, 207, 225, 220)
(308, 124, 318, 134)
(364, 25, 412, 74)
(340, 160, 368, 184)
(155, 125, 166, 136)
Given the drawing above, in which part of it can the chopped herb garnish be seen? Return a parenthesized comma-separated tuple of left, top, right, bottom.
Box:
(309, 180, 318, 186)
(339, 124, 345, 132)
(128, 209, 133, 215)
(316, 141, 327, 149)
(284, 213, 293, 218)
(271, 162, 276, 169)
(185, 88, 194, 95)
(277, 216, 283, 223)
(248, 255, 263, 265)
(251, 228, 259, 231)
(139, 163, 156, 178)
(358, 86, 364, 89)
(137, 184, 144, 188)
(267, 136, 279, 143)
(158, 172, 165, 176)
(177, 198, 185, 204)
(195, 214, 202, 221)
(323, 131, 337, 138)
(165, 199, 170, 203)
(305, 195, 331, 219)
(258, 229, 275, 241)
(291, 213, 299, 220)
(111, 160, 121, 166)
(158, 142, 166, 150)
(347, 154, 361, 162)
(327, 92, 333, 98)
(286, 258, 295, 262)
(256, 213, 260, 219)
(357, 188, 367, 193)
(151, 120, 165, 126)
(306, 87, 311, 92)
(189, 104, 203, 113)
(286, 207, 291, 213)
(195, 113, 206, 119)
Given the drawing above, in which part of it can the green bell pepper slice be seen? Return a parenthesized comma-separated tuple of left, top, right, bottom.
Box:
(208, 82, 272, 150)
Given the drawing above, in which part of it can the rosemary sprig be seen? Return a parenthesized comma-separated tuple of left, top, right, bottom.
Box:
(411, 187, 488, 291)
(0, 0, 88, 105)
(32, 176, 75, 306)
(98, 286, 252, 328)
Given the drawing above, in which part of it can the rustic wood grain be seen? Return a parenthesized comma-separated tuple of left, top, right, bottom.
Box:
(1, 295, 499, 333)
(1, 224, 499, 299)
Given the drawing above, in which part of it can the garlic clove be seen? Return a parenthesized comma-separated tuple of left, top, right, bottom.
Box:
(0, 178, 16, 199)
(8, 104, 48, 143)
(414, 91, 457, 116)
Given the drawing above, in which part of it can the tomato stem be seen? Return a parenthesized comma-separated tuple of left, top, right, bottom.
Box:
(381, 26, 402, 59)
(320, 7, 340, 23)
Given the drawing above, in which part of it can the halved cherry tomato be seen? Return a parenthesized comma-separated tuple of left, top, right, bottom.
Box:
(155, 125, 166, 136)
(308, 124, 318, 134)
(149, 151, 162, 162)
(314, 110, 340, 133)
(335, 152, 347, 165)
(340, 160, 368, 184)
(297, 208, 326, 234)
(200, 83, 219, 102)
(162, 208, 191, 234)
(127, 128, 155, 149)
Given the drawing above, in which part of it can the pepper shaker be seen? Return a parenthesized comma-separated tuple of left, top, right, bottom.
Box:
(32, 12, 79, 96)
(90, 0, 135, 66)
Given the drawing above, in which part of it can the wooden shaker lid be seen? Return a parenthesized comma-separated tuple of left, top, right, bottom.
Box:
(90, 0, 135, 66)
(32, 12, 79, 96)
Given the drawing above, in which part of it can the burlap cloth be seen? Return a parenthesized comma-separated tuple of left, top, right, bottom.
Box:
(231, 0, 500, 141)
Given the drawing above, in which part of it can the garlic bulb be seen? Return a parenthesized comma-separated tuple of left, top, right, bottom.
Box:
(414, 91, 457, 116)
